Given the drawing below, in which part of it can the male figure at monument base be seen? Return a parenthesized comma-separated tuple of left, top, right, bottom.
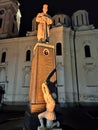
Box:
(36, 4, 53, 43)
(38, 83, 60, 130)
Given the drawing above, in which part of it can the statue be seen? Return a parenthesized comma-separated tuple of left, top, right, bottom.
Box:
(38, 83, 60, 130)
(36, 4, 53, 43)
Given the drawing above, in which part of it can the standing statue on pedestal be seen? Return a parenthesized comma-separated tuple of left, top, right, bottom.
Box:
(36, 4, 53, 43)
(38, 83, 60, 130)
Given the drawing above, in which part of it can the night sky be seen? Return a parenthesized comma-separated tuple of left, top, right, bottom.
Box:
(18, 0, 98, 36)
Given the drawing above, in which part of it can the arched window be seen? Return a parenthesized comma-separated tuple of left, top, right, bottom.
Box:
(26, 50, 31, 61)
(84, 45, 91, 57)
(56, 43, 62, 55)
(1, 52, 6, 63)
(58, 18, 60, 23)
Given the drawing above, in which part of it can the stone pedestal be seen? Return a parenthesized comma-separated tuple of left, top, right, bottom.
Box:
(29, 43, 56, 113)
(24, 43, 58, 130)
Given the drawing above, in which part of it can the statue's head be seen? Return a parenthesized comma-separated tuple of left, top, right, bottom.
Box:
(43, 4, 48, 14)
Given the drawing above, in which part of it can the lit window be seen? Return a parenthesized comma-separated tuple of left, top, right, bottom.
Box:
(84, 45, 91, 57)
(56, 43, 62, 55)
(1, 52, 6, 63)
(26, 50, 31, 61)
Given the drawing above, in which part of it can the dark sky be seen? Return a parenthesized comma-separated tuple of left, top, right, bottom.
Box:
(18, 0, 98, 36)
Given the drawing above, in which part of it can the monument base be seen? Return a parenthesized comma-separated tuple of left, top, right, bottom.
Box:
(24, 104, 62, 130)
(23, 104, 40, 130)
(30, 103, 46, 113)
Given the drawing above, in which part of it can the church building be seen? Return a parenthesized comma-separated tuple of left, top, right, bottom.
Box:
(0, 0, 98, 106)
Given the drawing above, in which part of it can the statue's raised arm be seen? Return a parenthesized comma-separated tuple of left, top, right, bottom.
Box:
(36, 4, 53, 43)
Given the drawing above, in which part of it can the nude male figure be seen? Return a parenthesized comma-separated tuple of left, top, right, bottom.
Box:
(38, 83, 60, 129)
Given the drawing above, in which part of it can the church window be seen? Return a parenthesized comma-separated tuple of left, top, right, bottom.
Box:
(56, 43, 62, 55)
(0, 19, 2, 28)
(1, 52, 6, 63)
(84, 45, 91, 57)
(26, 50, 31, 61)
(58, 18, 60, 23)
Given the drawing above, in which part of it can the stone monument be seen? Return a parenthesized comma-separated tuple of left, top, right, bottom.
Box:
(24, 4, 62, 130)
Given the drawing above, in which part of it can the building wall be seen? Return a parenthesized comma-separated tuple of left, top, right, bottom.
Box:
(0, 0, 98, 105)
(74, 30, 98, 102)
(0, 36, 37, 104)
(1, 25, 98, 105)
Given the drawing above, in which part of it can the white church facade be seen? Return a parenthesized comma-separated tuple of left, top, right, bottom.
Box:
(0, 0, 98, 106)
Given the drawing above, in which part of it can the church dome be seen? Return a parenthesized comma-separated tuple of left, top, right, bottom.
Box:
(72, 10, 95, 30)
(72, 10, 89, 28)
(52, 14, 71, 27)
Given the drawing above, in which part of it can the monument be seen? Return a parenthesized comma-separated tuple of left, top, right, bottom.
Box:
(24, 4, 62, 130)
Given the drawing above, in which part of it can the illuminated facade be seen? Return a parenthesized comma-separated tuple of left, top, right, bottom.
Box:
(0, 0, 98, 105)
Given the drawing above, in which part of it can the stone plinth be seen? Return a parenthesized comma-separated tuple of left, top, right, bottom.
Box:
(29, 43, 56, 113)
